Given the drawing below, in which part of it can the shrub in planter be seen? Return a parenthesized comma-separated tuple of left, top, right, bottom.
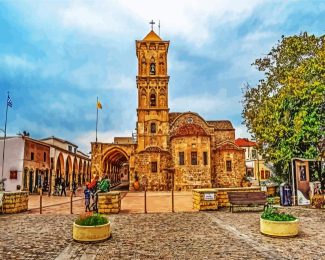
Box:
(260, 205, 298, 237)
(261, 205, 296, 221)
(73, 213, 111, 242)
(75, 213, 108, 226)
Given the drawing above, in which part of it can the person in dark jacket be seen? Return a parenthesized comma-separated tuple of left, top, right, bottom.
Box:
(84, 184, 91, 212)
(72, 180, 77, 196)
(60, 179, 66, 196)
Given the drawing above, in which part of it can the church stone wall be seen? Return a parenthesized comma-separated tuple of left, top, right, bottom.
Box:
(172, 136, 211, 191)
(212, 130, 235, 144)
(214, 147, 246, 187)
(133, 150, 172, 191)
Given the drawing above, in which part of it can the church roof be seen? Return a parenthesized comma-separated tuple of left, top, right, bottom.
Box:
(169, 112, 183, 124)
(143, 30, 162, 41)
(207, 120, 234, 130)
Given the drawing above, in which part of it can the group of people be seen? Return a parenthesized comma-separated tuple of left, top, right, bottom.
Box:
(53, 178, 78, 196)
(52, 175, 110, 212)
(84, 175, 110, 212)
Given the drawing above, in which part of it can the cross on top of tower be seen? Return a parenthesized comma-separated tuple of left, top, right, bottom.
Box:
(149, 20, 155, 31)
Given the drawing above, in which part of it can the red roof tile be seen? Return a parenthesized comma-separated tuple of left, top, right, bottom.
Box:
(235, 138, 256, 147)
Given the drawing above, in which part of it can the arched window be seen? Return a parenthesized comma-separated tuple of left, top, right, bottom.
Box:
(150, 94, 156, 106)
(150, 122, 156, 133)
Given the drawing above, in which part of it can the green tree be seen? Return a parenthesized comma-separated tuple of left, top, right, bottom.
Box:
(242, 32, 325, 181)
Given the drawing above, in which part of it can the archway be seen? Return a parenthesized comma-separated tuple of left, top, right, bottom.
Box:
(65, 155, 72, 187)
(56, 153, 64, 180)
(78, 158, 83, 186)
(73, 157, 78, 185)
(83, 161, 87, 184)
(102, 147, 129, 188)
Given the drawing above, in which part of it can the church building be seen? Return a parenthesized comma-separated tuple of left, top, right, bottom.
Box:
(91, 29, 246, 191)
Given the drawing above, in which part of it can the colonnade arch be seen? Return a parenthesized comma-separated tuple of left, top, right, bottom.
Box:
(102, 147, 130, 187)
(51, 151, 91, 193)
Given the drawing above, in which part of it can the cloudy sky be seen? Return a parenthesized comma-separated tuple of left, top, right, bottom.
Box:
(0, 0, 324, 153)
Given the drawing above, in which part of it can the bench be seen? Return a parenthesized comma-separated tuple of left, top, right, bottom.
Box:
(228, 191, 267, 212)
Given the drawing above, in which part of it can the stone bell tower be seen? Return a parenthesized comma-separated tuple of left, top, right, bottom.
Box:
(135, 29, 170, 151)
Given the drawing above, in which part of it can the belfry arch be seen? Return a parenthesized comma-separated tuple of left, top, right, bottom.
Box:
(102, 147, 130, 187)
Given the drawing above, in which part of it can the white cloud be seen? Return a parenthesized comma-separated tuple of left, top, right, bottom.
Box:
(170, 88, 241, 118)
(110, 75, 135, 90)
(73, 129, 134, 153)
(234, 124, 252, 139)
(12, 0, 265, 46)
(0, 55, 36, 71)
(119, 0, 264, 46)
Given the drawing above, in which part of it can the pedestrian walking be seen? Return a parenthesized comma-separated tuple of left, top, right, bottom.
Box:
(84, 183, 91, 212)
(60, 179, 66, 196)
(72, 180, 77, 196)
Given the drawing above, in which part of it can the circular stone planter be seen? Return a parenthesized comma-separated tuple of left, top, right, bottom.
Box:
(260, 217, 299, 237)
(73, 221, 111, 242)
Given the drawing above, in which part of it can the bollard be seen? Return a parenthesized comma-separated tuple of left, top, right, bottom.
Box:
(172, 172, 174, 213)
(70, 191, 73, 214)
(144, 189, 147, 214)
(40, 189, 43, 214)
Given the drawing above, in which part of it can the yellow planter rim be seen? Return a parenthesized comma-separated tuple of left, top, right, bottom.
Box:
(260, 217, 299, 223)
(73, 220, 110, 228)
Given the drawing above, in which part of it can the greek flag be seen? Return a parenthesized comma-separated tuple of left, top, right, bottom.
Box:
(7, 95, 12, 108)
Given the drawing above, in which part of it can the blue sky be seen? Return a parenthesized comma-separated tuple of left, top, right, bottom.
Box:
(0, 0, 324, 153)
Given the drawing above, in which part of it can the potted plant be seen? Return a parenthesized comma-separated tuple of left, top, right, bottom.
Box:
(260, 204, 298, 237)
(73, 212, 111, 242)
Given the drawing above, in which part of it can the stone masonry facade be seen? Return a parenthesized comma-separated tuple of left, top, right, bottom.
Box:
(91, 30, 246, 191)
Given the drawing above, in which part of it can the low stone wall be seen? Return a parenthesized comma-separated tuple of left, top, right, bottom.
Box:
(98, 192, 121, 214)
(216, 187, 261, 207)
(1, 191, 29, 214)
(192, 189, 218, 211)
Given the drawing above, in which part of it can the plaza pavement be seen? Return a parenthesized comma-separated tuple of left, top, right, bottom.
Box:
(27, 190, 195, 214)
(1, 190, 325, 259)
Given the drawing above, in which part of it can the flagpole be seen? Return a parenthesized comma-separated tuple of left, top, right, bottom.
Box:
(1, 92, 9, 187)
(96, 97, 98, 143)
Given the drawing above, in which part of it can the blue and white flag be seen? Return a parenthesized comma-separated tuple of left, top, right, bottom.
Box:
(7, 95, 12, 108)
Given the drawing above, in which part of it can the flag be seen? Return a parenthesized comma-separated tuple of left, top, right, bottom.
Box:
(97, 100, 102, 109)
(7, 95, 12, 108)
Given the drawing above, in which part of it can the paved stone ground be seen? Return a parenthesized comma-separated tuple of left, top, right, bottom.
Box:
(27, 191, 194, 214)
(1, 208, 324, 260)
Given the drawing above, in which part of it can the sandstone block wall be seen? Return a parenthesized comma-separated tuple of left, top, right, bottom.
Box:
(1, 191, 28, 214)
(214, 148, 246, 188)
(133, 150, 172, 191)
(98, 192, 121, 214)
(172, 136, 212, 191)
(192, 189, 218, 210)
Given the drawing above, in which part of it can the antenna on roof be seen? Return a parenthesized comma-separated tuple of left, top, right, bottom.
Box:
(158, 20, 161, 36)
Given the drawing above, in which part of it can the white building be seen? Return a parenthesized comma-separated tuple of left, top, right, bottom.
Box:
(235, 138, 272, 181)
(0, 135, 91, 193)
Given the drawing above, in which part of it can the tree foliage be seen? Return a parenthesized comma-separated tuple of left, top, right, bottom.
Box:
(242, 33, 325, 180)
